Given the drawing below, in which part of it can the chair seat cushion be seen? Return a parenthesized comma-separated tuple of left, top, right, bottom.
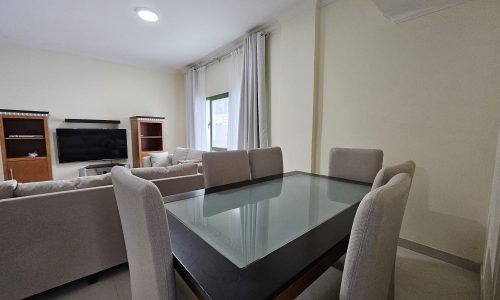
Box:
(296, 267, 342, 300)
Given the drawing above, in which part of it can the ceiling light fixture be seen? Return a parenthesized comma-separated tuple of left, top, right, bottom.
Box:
(135, 7, 159, 22)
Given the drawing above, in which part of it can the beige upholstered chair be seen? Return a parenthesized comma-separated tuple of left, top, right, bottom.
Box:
(372, 160, 416, 190)
(202, 150, 251, 188)
(248, 147, 284, 179)
(333, 160, 416, 298)
(297, 173, 412, 300)
(329, 148, 383, 183)
(111, 167, 193, 300)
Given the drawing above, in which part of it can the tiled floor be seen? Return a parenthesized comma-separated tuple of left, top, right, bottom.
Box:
(395, 247, 479, 300)
(30, 247, 480, 300)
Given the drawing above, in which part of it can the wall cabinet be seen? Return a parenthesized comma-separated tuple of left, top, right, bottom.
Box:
(0, 110, 53, 182)
(130, 116, 165, 168)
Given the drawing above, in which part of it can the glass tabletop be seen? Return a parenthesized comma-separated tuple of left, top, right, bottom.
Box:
(164, 173, 371, 268)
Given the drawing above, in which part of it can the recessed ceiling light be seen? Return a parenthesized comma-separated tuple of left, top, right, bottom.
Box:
(135, 7, 159, 22)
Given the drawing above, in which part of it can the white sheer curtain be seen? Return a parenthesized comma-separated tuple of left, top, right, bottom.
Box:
(186, 67, 208, 151)
(238, 32, 269, 149)
(227, 48, 243, 150)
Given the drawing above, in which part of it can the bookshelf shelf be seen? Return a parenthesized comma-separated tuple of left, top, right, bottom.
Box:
(0, 113, 53, 182)
(130, 117, 165, 168)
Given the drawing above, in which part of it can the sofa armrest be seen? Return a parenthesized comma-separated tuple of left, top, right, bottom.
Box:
(151, 174, 205, 198)
(142, 156, 152, 168)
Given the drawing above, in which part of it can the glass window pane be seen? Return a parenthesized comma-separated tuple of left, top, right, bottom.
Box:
(211, 97, 228, 150)
(206, 101, 211, 148)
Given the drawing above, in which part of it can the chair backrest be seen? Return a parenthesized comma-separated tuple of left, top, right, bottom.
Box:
(248, 147, 284, 179)
(111, 167, 176, 300)
(372, 160, 416, 190)
(340, 173, 411, 300)
(329, 147, 383, 183)
(202, 150, 251, 188)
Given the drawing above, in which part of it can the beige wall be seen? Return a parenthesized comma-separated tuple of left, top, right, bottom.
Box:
(0, 41, 186, 180)
(314, 0, 500, 262)
(205, 57, 230, 97)
(268, 7, 318, 172)
(266, 0, 500, 262)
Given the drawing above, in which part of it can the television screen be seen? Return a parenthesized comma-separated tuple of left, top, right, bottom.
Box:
(56, 129, 128, 163)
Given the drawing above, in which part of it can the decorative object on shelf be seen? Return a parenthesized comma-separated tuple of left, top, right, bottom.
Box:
(0, 109, 53, 182)
(64, 118, 121, 124)
(130, 116, 165, 168)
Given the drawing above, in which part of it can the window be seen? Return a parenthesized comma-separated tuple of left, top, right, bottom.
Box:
(206, 92, 229, 151)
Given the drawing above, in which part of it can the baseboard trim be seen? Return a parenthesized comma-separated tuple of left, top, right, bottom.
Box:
(398, 238, 481, 273)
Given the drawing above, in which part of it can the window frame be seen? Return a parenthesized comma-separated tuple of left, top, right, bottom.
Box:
(206, 92, 229, 152)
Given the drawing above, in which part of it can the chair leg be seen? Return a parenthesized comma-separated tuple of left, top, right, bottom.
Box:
(387, 266, 395, 300)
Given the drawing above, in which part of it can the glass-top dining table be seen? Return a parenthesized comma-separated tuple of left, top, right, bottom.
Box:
(163, 171, 372, 300)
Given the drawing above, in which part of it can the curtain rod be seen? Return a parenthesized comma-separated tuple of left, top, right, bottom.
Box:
(189, 32, 270, 71)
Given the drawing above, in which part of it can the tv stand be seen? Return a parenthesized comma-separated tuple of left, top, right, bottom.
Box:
(78, 163, 130, 177)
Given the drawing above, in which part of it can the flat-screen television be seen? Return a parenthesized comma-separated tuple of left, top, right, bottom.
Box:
(56, 129, 128, 163)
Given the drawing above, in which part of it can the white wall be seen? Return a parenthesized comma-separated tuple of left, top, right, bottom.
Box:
(0, 41, 186, 180)
(268, 6, 318, 172)
(266, 0, 500, 262)
(314, 0, 500, 262)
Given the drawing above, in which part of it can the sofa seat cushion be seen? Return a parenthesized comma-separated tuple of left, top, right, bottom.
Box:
(76, 173, 112, 189)
(151, 152, 172, 167)
(0, 180, 17, 199)
(131, 163, 198, 180)
(14, 179, 79, 197)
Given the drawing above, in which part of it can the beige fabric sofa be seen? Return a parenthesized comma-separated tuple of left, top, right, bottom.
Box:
(0, 166, 204, 299)
(143, 147, 206, 173)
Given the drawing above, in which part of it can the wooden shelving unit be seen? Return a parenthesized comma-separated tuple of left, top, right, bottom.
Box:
(0, 110, 53, 182)
(130, 116, 165, 168)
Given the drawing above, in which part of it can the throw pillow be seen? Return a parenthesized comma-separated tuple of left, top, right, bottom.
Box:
(151, 152, 171, 167)
(0, 180, 17, 199)
(172, 147, 190, 165)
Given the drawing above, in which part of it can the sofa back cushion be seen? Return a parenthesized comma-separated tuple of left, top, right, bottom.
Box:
(76, 173, 112, 189)
(186, 149, 206, 161)
(0, 180, 17, 199)
(131, 164, 198, 180)
(14, 179, 79, 197)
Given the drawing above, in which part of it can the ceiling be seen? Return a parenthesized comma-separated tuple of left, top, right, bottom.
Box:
(0, 0, 304, 70)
